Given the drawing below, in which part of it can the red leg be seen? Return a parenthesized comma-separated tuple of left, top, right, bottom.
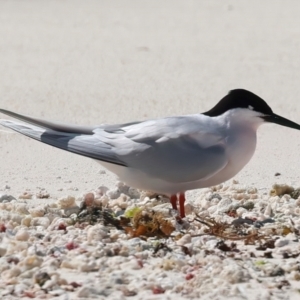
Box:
(170, 194, 178, 210)
(179, 193, 186, 218)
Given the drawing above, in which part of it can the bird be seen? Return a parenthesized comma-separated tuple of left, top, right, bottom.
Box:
(1, 89, 300, 218)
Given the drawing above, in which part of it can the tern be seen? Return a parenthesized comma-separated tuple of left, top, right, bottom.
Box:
(1, 89, 300, 218)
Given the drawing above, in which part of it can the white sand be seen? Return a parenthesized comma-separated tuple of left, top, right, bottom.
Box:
(1, 0, 300, 198)
(1, 1, 300, 298)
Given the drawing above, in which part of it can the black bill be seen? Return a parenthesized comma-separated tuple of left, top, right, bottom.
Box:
(264, 113, 300, 130)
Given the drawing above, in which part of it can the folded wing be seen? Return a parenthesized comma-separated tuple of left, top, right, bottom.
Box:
(102, 115, 228, 183)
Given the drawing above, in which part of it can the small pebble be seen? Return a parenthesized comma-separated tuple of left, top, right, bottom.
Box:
(176, 234, 191, 246)
(19, 192, 33, 200)
(36, 191, 50, 199)
(0, 247, 7, 256)
(29, 207, 45, 217)
(57, 196, 76, 208)
(0, 194, 16, 202)
(84, 193, 95, 206)
(77, 287, 91, 298)
(87, 225, 109, 243)
(15, 229, 30, 241)
(274, 238, 290, 248)
(30, 217, 50, 228)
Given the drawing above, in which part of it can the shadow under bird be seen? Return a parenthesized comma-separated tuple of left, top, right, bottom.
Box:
(1, 89, 300, 218)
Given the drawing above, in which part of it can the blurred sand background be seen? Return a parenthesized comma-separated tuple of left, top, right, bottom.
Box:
(1, 0, 300, 201)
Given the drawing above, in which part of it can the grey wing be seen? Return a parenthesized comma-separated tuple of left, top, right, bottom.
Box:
(0, 109, 127, 166)
(108, 116, 228, 183)
(119, 134, 227, 183)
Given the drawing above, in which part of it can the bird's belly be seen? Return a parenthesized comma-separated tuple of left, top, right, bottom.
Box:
(96, 158, 248, 195)
(96, 161, 182, 194)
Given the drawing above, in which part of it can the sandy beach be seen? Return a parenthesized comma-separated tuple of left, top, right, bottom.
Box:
(1, 1, 300, 299)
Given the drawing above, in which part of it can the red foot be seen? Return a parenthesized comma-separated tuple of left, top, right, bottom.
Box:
(170, 193, 186, 218)
(179, 193, 186, 218)
(170, 194, 177, 210)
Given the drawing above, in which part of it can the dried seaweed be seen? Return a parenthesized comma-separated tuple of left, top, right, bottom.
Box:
(256, 239, 276, 250)
(153, 242, 172, 255)
(193, 214, 266, 242)
(125, 209, 175, 238)
(76, 205, 104, 225)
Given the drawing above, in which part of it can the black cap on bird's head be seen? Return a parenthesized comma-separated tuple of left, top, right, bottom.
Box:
(203, 89, 273, 117)
(204, 89, 300, 130)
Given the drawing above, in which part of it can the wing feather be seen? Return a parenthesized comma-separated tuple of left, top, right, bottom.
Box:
(0, 116, 126, 166)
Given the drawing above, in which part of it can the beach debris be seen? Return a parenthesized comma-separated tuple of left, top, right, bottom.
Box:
(0, 182, 299, 298)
